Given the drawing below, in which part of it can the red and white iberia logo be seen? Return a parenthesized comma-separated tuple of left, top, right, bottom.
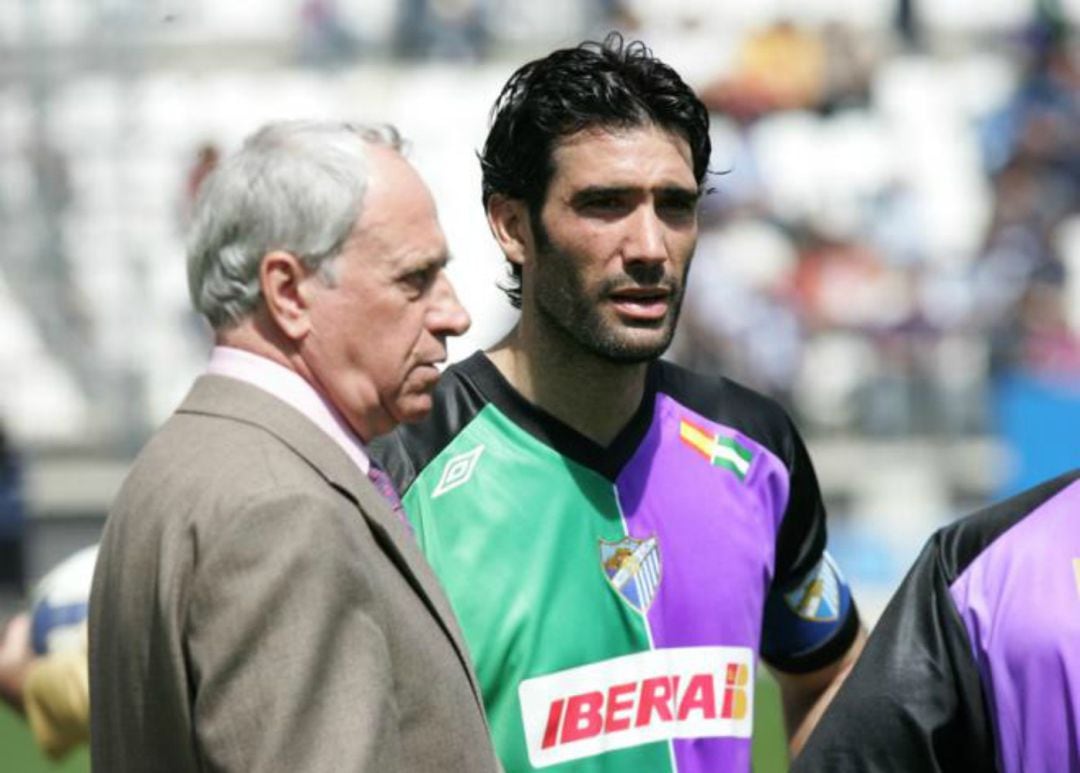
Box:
(518, 646, 753, 768)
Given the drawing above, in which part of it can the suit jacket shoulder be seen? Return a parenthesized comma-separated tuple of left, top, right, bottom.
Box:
(90, 375, 496, 773)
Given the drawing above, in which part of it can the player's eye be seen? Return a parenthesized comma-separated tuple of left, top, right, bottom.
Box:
(575, 192, 632, 217)
(656, 193, 699, 223)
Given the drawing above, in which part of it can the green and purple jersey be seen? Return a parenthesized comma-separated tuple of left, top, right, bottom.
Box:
(374, 353, 858, 772)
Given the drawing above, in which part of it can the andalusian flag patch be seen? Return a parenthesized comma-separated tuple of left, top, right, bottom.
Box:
(679, 419, 753, 481)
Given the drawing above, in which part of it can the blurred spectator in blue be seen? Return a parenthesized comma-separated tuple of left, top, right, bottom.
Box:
(0, 422, 25, 592)
(977, 22, 1079, 379)
(894, 0, 923, 51)
(981, 15, 1078, 178)
(976, 15, 1080, 494)
(591, 0, 640, 35)
(395, 0, 490, 61)
(298, 0, 359, 67)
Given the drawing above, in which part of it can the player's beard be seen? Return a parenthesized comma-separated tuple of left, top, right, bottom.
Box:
(529, 213, 688, 364)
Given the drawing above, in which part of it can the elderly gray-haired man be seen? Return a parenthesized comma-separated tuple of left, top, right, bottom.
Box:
(88, 121, 498, 772)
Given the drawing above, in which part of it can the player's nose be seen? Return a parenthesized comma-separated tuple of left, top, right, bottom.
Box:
(622, 207, 668, 266)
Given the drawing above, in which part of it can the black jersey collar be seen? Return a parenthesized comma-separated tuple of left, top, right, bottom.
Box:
(456, 351, 659, 481)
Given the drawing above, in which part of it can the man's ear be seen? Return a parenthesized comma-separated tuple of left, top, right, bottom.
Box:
(260, 250, 317, 341)
(486, 194, 533, 269)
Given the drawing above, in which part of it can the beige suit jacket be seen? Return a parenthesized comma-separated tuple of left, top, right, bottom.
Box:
(89, 375, 498, 772)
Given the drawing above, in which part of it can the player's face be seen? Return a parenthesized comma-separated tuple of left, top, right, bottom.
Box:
(301, 146, 470, 440)
(526, 125, 699, 363)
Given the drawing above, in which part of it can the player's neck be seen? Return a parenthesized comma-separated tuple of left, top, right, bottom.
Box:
(487, 324, 649, 447)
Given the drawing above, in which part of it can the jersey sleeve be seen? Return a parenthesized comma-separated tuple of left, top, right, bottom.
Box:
(760, 417, 860, 672)
(792, 530, 996, 772)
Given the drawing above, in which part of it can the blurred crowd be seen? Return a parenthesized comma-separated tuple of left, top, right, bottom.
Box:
(1, 0, 1077, 451)
(668, 13, 1080, 439)
(164, 1, 1080, 440)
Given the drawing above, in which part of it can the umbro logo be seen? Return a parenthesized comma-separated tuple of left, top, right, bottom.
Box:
(432, 445, 485, 498)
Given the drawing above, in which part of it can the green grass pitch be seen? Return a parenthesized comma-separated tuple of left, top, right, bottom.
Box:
(0, 704, 88, 773)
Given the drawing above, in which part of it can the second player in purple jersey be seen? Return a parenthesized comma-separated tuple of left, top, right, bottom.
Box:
(796, 468, 1080, 772)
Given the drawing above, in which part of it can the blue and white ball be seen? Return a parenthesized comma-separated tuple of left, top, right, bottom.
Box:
(30, 544, 98, 656)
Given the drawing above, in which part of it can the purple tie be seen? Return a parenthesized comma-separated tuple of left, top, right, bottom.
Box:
(367, 461, 412, 534)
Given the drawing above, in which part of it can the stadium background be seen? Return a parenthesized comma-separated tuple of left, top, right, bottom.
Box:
(0, 0, 1077, 770)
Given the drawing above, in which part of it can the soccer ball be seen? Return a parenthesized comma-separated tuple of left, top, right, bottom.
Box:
(29, 544, 98, 656)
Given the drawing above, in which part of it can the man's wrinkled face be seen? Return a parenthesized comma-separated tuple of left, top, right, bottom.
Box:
(300, 146, 470, 440)
(524, 125, 699, 363)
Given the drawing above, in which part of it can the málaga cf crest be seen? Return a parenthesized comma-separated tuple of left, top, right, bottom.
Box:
(599, 536, 662, 613)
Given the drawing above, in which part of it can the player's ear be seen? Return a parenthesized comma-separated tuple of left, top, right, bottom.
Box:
(486, 194, 531, 269)
(260, 250, 318, 341)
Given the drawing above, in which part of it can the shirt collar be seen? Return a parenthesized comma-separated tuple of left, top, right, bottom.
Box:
(205, 345, 370, 474)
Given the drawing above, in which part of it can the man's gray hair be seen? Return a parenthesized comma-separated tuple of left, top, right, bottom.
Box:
(187, 120, 403, 329)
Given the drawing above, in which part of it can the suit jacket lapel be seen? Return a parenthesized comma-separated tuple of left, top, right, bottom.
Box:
(177, 375, 485, 707)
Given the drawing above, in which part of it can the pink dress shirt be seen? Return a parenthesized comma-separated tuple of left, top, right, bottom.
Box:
(205, 346, 371, 475)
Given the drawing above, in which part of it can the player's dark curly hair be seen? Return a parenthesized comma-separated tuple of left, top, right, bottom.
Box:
(480, 32, 711, 308)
